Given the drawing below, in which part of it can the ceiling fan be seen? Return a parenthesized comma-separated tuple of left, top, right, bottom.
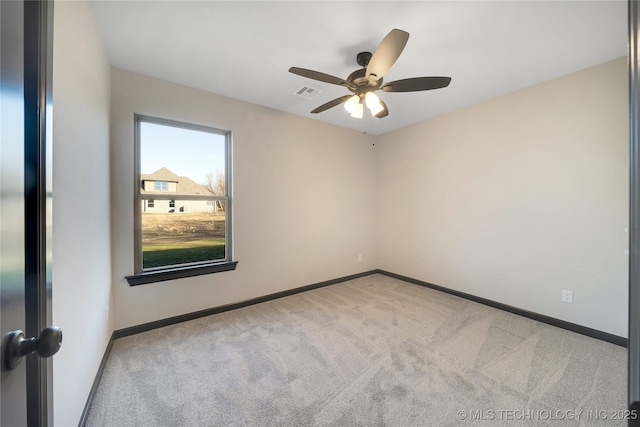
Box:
(289, 29, 451, 119)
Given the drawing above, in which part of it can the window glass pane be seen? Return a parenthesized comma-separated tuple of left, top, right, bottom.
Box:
(140, 121, 226, 196)
(141, 200, 226, 269)
(138, 118, 230, 271)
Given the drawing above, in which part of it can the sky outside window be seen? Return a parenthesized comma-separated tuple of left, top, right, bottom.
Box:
(140, 121, 226, 183)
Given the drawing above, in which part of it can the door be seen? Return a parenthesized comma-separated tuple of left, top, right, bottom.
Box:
(1, 1, 59, 426)
(632, 1, 640, 425)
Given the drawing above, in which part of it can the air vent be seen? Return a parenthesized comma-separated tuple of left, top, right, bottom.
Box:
(294, 85, 321, 99)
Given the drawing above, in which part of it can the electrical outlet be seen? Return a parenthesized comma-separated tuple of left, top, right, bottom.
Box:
(358, 253, 363, 262)
(561, 289, 573, 304)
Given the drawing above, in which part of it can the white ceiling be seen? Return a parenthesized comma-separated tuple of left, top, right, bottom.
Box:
(89, 1, 627, 136)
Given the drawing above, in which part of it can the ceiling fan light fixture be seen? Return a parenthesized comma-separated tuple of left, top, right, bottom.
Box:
(350, 101, 364, 119)
(344, 94, 360, 113)
(365, 92, 384, 116)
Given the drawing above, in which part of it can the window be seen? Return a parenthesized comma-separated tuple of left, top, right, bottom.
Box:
(127, 115, 236, 285)
(154, 181, 168, 191)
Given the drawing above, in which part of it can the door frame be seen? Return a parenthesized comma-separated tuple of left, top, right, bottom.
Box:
(23, 0, 54, 425)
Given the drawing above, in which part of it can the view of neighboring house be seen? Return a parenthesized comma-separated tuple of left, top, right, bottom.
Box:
(141, 167, 215, 213)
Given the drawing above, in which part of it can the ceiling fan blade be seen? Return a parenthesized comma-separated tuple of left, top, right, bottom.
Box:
(365, 29, 409, 82)
(374, 98, 389, 118)
(311, 94, 354, 114)
(381, 76, 451, 92)
(289, 67, 353, 88)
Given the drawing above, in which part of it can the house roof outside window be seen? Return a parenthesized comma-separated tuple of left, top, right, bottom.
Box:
(141, 167, 210, 196)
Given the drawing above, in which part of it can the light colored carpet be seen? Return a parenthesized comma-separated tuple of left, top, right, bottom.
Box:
(86, 274, 627, 426)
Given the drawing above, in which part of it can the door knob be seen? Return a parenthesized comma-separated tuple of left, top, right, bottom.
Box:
(4, 326, 62, 370)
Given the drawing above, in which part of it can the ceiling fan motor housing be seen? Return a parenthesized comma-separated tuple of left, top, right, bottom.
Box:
(347, 64, 383, 95)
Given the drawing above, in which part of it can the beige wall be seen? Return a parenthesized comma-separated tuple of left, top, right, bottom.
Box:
(374, 57, 628, 337)
(110, 68, 376, 329)
(111, 58, 628, 336)
(52, 1, 113, 425)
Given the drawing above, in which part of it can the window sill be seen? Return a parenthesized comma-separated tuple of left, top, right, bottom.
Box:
(125, 261, 238, 286)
